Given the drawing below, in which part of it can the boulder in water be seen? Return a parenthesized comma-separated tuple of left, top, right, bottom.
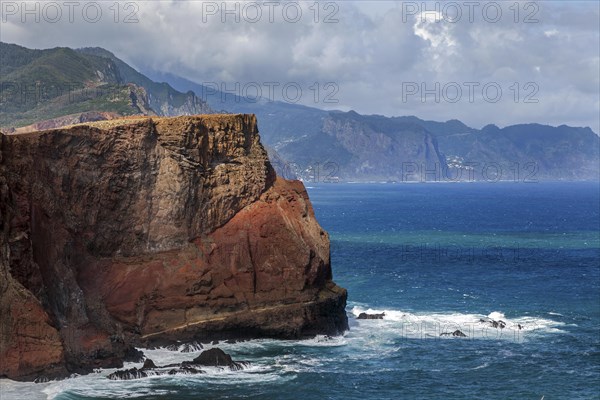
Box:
(108, 367, 149, 380)
(142, 359, 157, 369)
(440, 330, 467, 337)
(188, 348, 247, 371)
(181, 341, 204, 353)
(357, 312, 385, 320)
(165, 341, 203, 353)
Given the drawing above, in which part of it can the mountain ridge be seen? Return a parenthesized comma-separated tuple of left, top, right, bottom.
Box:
(2, 42, 597, 181)
(0, 42, 212, 129)
(146, 70, 599, 181)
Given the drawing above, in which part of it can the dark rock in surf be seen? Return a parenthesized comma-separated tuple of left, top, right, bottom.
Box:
(123, 347, 145, 363)
(181, 341, 203, 353)
(108, 367, 149, 380)
(489, 320, 506, 329)
(357, 312, 385, 320)
(165, 343, 180, 351)
(168, 366, 204, 375)
(165, 341, 203, 353)
(187, 348, 247, 371)
(108, 358, 208, 380)
(440, 330, 467, 337)
(108, 357, 159, 380)
(142, 359, 157, 369)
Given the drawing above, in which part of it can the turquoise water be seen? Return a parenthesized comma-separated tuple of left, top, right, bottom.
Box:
(2, 182, 599, 399)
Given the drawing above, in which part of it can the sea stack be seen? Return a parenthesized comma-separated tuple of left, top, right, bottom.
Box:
(0, 114, 348, 381)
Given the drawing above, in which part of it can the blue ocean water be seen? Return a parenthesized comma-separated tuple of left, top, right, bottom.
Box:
(2, 182, 599, 399)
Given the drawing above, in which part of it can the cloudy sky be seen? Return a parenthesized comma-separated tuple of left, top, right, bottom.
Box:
(2, 0, 599, 132)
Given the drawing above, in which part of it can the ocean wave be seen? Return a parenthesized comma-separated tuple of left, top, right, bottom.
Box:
(0, 343, 293, 400)
(37, 362, 287, 400)
(470, 362, 490, 370)
(350, 306, 566, 342)
(295, 335, 348, 347)
(0, 306, 569, 400)
(0, 379, 49, 400)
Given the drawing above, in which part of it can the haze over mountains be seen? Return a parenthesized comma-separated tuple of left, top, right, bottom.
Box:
(2, 42, 598, 181)
(148, 69, 600, 182)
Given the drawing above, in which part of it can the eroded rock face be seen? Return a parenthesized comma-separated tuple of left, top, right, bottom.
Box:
(0, 143, 67, 381)
(0, 114, 348, 381)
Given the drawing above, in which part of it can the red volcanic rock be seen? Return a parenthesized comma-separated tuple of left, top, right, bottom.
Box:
(0, 273, 67, 380)
(0, 114, 347, 381)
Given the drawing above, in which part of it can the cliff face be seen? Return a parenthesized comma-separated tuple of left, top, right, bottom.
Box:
(0, 149, 67, 380)
(149, 90, 212, 117)
(320, 113, 447, 180)
(0, 114, 347, 381)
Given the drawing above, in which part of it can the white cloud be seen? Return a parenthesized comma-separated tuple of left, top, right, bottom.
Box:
(0, 0, 598, 132)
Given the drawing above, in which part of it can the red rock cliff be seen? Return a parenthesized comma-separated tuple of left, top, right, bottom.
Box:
(0, 114, 348, 381)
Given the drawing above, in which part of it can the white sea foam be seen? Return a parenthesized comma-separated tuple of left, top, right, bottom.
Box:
(471, 362, 490, 370)
(1, 372, 177, 400)
(295, 335, 348, 347)
(0, 379, 49, 400)
(0, 341, 293, 400)
(55, 364, 285, 398)
(487, 311, 505, 321)
(0, 306, 569, 399)
(350, 306, 566, 342)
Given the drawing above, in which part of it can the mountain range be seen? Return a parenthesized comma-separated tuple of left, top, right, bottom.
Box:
(2, 42, 598, 181)
(148, 71, 600, 182)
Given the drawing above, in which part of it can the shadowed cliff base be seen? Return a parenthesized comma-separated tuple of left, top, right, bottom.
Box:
(0, 114, 348, 381)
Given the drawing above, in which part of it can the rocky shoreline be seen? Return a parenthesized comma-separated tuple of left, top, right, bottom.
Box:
(0, 114, 348, 381)
(107, 348, 248, 380)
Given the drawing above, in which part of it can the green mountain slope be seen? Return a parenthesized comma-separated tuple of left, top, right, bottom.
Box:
(76, 47, 210, 116)
(0, 42, 211, 129)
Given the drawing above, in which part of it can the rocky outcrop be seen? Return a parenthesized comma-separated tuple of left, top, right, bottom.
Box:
(165, 341, 203, 353)
(0, 114, 348, 381)
(357, 312, 385, 320)
(186, 348, 246, 370)
(107, 348, 246, 380)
